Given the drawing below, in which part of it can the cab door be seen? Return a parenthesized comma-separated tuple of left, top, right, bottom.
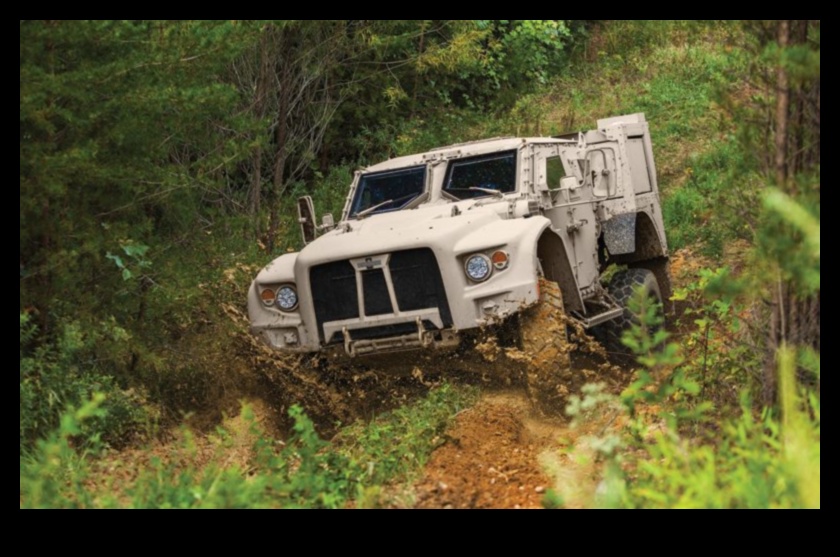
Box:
(538, 148, 601, 295)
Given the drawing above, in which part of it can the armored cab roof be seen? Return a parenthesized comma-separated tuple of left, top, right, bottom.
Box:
(363, 137, 575, 173)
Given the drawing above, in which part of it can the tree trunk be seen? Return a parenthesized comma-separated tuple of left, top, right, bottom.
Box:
(267, 52, 291, 253)
(250, 31, 270, 228)
(411, 21, 427, 117)
(774, 20, 791, 188)
(791, 20, 810, 177)
(814, 76, 820, 169)
(812, 293, 820, 353)
(765, 21, 791, 405)
(764, 284, 781, 406)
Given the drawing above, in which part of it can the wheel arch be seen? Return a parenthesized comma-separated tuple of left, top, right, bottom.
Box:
(536, 229, 584, 314)
(607, 211, 673, 309)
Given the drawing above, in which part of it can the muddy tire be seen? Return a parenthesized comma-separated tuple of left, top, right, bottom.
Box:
(517, 278, 575, 414)
(593, 268, 662, 362)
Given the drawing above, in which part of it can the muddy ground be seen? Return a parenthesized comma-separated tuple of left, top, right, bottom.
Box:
(405, 247, 716, 509)
(91, 247, 712, 509)
(414, 391, 594, 509)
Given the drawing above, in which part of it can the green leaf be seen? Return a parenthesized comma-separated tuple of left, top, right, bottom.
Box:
(106, 253, 125, 270)
(123, 243, 150, 258)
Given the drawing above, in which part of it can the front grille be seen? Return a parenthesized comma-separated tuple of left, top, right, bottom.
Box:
(390, 249, 453, 325)
(362, 269, 392, 316)
(310, 248, 453, 344)
(310, 260, 359, 337)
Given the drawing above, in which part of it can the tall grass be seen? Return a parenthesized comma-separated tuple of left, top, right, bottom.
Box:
(20, 384, 477, 509)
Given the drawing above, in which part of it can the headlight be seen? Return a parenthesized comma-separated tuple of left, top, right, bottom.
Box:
(275, 286, 299, 312)
(465, 254, 492, 283)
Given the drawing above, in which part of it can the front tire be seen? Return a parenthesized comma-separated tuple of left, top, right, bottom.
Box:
(517, 278, 576, 414)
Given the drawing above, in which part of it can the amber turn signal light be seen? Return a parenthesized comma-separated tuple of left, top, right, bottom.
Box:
(491, 251, 510, 270)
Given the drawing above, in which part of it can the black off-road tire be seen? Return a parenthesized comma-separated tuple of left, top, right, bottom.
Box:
(517, 278, 576, 414)
(594, 268, 662, 362)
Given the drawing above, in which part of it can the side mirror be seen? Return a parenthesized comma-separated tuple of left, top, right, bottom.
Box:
(297, 196, 318, 245)
(321, 214, 335, 230)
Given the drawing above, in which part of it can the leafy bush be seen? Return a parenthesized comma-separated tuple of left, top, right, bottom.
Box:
(20, 384, 476, 509)
(20, 394, 106, 509)
(20, 315, 147, 454)
(565, 254, 819, 509)
(335, 384, 477, 490)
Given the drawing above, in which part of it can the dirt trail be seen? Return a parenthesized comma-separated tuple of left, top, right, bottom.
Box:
(410, 247, 721, 510)
(414, 390, 603, 509)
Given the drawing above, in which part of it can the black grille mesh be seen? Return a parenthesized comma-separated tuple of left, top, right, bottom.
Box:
(310, 260, 358, 339)
(310, 248, 452, 344)
(390, 249, 453, 325)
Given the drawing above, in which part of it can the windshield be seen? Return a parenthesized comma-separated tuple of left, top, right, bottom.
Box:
(350, 166, 427, 218)
(443, 151, 517, 200)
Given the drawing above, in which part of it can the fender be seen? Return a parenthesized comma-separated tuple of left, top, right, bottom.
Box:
(453, 215, 551, 260)
(248, 252, 311, 351)
(256, 252, 299, 285)
(454, 216, 584, 315)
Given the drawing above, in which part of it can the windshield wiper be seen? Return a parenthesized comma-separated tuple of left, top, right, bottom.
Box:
(445, 187, 506, 200)
(469, 187, 505, 199)
(355, 199, 395, 219)
(355, 193, 423, 219)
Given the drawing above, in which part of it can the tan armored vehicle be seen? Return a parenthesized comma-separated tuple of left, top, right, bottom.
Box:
(248, 114, 671, 401)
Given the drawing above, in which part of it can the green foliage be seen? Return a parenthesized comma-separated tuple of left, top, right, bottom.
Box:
(20, 394, 106, 509)
(335, 384, 477, 489)
(567, 289, 820, 509)
(20, 315, 146, 453)
(662, 139, 760, 255)
(106, 242, 151, 282)
(477, 20, 573, 90)
(572, 188, 820, 508)
(595, 20, 718, 54)
(266, 406, 358, 509)
(122, 405, 356, 510)
(761, 188, 821, 292)
(20, 20, 264, 434)
(614, 349, 819, 510)
(20, 384, 476, 509)
(673, 268, 759, 407)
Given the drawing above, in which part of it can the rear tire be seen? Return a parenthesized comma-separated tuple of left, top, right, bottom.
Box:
(594, 268, 662, 362)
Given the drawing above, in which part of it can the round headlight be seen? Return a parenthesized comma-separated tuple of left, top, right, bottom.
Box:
(465, 254, 492, 283)
(275, 286, 299, 312)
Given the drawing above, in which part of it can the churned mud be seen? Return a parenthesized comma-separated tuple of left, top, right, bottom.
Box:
(224, 273, 631, 510)
(414, 393, 554, 509)
(413, 390, 616, 510)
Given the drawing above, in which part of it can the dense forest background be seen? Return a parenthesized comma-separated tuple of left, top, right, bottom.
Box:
(20, 20, 819, 509)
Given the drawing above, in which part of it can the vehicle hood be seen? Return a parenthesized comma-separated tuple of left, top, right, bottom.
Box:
(297, 202, 506, 266)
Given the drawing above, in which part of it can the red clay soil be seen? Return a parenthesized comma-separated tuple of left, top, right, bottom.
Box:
(414, 401, 552, 509)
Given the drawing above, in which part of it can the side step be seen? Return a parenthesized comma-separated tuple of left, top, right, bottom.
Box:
(571, 306, 625, 329)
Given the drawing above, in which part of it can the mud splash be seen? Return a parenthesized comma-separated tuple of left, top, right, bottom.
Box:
(414, 394, 553, 509)
(413, 389, 621, 509)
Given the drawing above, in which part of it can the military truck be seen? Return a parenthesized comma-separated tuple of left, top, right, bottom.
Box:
(248, 114, 671, 403)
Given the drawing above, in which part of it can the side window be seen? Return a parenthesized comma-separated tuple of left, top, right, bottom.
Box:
(444, 151, 517, 200)
(546, 156, 567, 189)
